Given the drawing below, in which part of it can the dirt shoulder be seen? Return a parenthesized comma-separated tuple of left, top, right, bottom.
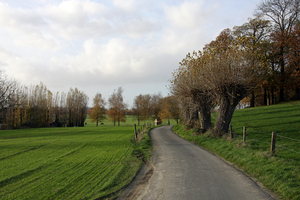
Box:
(116, 160, 154, 200)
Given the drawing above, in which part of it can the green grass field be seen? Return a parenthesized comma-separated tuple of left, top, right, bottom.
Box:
(173, 101, 300, 200)
(85, 114, 178, 127)
(0, 126, 150, 199)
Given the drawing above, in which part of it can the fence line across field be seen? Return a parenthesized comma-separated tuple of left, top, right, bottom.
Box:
(247, 138, 270, 145)
(276, 145, 300, 154)
(232, 126, 300, 142)
(276, 134, 300, 142)
(230, 125, 300, 155)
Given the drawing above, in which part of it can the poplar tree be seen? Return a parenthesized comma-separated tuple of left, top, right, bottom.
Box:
(107, 87, 127, 126)
(90, 93, 106, 126)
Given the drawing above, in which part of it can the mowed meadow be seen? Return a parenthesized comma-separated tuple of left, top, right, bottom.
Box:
(0, 125, 148, 199)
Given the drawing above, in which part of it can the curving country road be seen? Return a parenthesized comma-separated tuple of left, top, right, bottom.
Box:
(119, 126, 276, 200)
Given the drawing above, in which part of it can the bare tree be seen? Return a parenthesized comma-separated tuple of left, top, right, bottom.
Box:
(202, 29, 262, 134)
(170, 52, 214, 131)
(107, 87, 127, 126)
(0, 71, 19, 114)
(26, 83, 52, 127)
(132, 94, 152, 125)
(150, 93, 162, 120)
(67, 88, 88, 127)
(177, 96, 199, 128)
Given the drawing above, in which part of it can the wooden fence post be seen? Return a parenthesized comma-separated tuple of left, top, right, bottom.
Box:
(271, 131, 277, 154)
(243, 127, 246, 144)
(230, 124, 233, 139)
(134, 124, 137, 140)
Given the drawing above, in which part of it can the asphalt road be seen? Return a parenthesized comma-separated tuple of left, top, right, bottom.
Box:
(134, 125, 275, 200)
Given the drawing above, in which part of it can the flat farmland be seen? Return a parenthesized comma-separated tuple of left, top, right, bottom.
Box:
(84, 114, 178, 127)
(0, 126, 144, 199)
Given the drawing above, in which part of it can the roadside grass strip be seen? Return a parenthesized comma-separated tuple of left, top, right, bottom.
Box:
(173, 101, 300, 200)
(0, 126, 145, 199)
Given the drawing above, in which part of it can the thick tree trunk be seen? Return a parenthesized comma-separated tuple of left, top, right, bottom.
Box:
(214, 95, 240, 134)
(183, 107, 190, 125)
(267, 90, 270, 106)
(199, 107, 212, 131)
(264, 87, 267, 106)
(279, 47, 285, 102)
(214, 84, 246, 135)
(271, 87, 275, 104)
(190, 90, 213, 131)
(295, 87, 300, 100)
(188, 109, 199, 127)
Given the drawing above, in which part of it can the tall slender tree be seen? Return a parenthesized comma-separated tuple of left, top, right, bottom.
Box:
(90, 93, 106, 126)
(132, 94, 152, 125)
(107, 87, 127, 126)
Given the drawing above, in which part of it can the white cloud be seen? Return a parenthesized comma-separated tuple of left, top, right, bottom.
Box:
(43, 0, 111, 39)
(14, 33, 63, 50)
(164, 0, 206, 29)
(0, 0, 262, 106)
(112, 0, 136, 12)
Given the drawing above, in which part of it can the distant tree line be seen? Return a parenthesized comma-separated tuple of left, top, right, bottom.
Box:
(131, 93, 180, 126)
(0, 73, 88, 129)
(169, 0, 300, 135)
(0, 71, 181, 129)
(89, 87, 180, 126)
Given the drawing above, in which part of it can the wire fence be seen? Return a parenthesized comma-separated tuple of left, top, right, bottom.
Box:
(230, 125, 300, 155)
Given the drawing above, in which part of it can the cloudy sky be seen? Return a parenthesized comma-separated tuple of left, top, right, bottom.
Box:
(0, 0, 261, 107)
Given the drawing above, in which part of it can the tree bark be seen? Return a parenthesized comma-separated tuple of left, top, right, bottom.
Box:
(214, 95, 240, 134)
(188, 109, 199, 127)
(214, 85, 246, 135)
(264, 87, 267, 106)
(250, 91, 255, 107)
(295, 87, 300, 100)
(279, 46, 285, 102)
(190, 89, 213, 131)
(199, 109, 212, 131)
(271, 87, 275, 104)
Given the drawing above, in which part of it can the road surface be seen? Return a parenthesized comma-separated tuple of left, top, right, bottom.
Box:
(119, 125, 276, 200)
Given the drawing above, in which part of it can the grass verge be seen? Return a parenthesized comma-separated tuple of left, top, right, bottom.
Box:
(173, 101, 300, 200)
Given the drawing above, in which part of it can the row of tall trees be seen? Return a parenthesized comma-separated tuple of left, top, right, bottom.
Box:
(131, 93, 180, 125)
(0, 73, 89, 129)
(170, 0, 300, 135)
(89, 87, 127, 126)
(132, 93, 160, 126)
(89, 89, 180, 126)
(107, 87, 127, 126)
